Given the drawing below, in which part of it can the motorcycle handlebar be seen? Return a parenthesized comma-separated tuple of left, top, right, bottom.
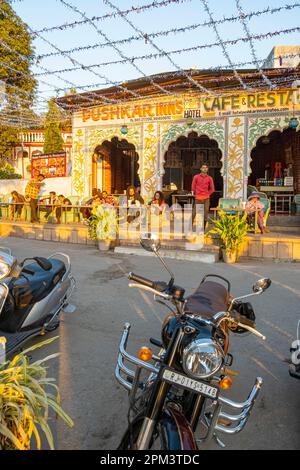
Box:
(128, 272, 156, 289)
(128, 272, 169, 293)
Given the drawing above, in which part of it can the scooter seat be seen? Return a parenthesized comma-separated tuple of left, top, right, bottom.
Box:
(184, 281, 229, 319)
(12, 259, 66, 308)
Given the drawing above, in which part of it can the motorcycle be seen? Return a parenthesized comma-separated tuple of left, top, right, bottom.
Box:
(115, 233, 271, 450)
(289, 320, 300, 380)
(0, 247, 76, 359)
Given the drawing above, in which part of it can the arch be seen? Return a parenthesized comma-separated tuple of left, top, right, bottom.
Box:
(162, 131, 223, 207)
(248, 126, 300, 193)
(91, 136, 140, 194)
(87, 125, 142, 192)
(247, 114, 300, 176)
(160, 120, 225, 177)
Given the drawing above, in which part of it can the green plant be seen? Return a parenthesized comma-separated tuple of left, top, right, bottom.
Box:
(209, 210, 248, 255)
(0, 337, 73, 450)
(0, 163, 22, 179)
(88, 204, 119, 241)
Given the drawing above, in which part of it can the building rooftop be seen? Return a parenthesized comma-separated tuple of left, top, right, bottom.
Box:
(56, 67, 300, 110)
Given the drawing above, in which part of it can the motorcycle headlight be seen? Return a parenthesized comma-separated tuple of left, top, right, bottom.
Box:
(0, 260, 10, 280)
(182, 338, 224, 379)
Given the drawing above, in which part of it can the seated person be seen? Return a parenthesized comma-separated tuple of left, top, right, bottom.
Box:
(246, 192, 265, 234)
(126, 185, 144, 207)
(149, 191, 167, 214)
(101, 191, 116, 206)
(80, 188, 101, 221)
(10, 191, 25, 218)
(39, 191, 58, 220)
(92, 195, 103, 207)
(56, 194, 72, 224)
(126, 186, 144, 223)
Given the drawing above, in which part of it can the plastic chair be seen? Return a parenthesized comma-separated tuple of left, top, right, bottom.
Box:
(218, 198, 241, 215)
(0, 194, 12, 219)
(294, 194, 300, 214)
(248, 197, 270, 233)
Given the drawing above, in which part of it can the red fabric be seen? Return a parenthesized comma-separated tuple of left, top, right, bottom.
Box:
(192, 174, 215, 200)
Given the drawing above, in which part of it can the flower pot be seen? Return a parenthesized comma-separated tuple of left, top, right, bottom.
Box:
(98, 240, 112, 251)
(222, 249, 237, 264)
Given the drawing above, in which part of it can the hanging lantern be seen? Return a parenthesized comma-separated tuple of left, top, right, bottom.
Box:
(261, 136, 270, 145)
(120, 125, 128, 135)
(288, 117, 299, 129)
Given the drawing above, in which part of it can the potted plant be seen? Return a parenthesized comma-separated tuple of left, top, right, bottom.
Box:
(88, 204, 119, 251)
(0, 337, 73, 450)
(209, 210, 248, 263)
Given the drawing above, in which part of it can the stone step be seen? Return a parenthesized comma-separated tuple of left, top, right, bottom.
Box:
(268, 215, 300, 226)
(114, 246, 219, 263)
(268, 226, 300, 233)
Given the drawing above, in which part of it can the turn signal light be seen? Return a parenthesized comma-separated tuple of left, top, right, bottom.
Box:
(219, 376, 233, 390)
(138, 347, 153, 362)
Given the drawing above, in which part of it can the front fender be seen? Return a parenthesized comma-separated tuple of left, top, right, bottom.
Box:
(162, 406, 197, 450)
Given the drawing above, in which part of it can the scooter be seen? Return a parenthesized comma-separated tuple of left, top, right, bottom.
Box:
(0, 247, 76, 359)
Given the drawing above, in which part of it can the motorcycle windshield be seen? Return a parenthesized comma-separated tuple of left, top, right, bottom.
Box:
(0, 284, 9, 315)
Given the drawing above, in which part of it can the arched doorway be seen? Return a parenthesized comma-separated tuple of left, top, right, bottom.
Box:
(163, 132, 223, 207)
(249, 128, 300, 194)
(92, 136, 140, 194)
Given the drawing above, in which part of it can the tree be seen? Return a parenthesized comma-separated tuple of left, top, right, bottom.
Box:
(43, 100, 65, 154)
(0, 0, 37, 163)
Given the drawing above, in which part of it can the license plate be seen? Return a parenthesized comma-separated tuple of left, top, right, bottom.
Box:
(162, 368, 218, 399)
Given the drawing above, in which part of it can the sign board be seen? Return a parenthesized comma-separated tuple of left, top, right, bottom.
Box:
(74, 88, 300, 126)
(31, 152, 66, 178)
(284, 176, 294, 187)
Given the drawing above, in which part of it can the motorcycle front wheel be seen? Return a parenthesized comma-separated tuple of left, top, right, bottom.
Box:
(117, 408, 197, 450)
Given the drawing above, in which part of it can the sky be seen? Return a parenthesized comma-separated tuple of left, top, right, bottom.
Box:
(7, 0, 300, 111)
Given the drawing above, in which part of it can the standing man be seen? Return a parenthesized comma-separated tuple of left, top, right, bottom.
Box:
(25, 170, 45, 223)
(192, 164, 215, 229)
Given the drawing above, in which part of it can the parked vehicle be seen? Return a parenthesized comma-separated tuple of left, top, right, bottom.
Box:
(115, 233, 271, 450)
(0, 247, 75, 358)
(289, 320, 300, 380)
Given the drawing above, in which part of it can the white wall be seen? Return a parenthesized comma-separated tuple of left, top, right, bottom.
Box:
(0, 177, 73, 197)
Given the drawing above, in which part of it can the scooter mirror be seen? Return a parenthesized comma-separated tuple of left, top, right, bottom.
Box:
(253, 278, 272, 293)
(140, 233, 161, 253)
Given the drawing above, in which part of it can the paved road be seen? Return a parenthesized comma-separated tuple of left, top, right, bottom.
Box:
(1, 237, 299, 450)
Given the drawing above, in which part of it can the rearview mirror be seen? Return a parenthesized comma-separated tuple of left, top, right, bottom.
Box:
(140, 233, 161, 253)
(253, 278, 272, 293)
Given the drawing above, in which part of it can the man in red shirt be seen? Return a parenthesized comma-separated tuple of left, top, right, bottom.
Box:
(192, 164, 215, 228)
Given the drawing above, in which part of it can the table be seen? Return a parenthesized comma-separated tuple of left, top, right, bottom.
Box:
(211, 206, 245, 219)
(273, 193, 294, 215)
(171, 193, 194, 206)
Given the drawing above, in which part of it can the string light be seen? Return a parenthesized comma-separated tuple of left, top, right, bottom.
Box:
(36, 3, 300, 61)
(34, 0, 192, 34)
(0, 5, 153, 107)
(200, 0, 250, 90)
(33, 26, 300, 79)
(57, 0, 180, 98)
(235, 0, 274, 89)
(103, 0, 214, 95)
(1, 0, 300, 127)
